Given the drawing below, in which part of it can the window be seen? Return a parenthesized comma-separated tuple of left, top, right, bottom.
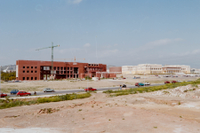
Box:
(27, 77, 29, 80)
(35, 77, 37, 80)
(54, 67, 56, 70)
(23, 77, 25, 80)
(35, 71, 37, 73)
(31, 77, 33, 80)
(35, 66, 37, 69)
(27, 71, 29, 73)
(23, 66, 25, 69)
(23, 70, 25, 73)
(27, 66, 29, 69)
(61, 67, 63, 70)
(57, 67, 59, 70)
(64, 67, 66, 70)
(31, 66, 33, 69)
(31, 71, 33, 73)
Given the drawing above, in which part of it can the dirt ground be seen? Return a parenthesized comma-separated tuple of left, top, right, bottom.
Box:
(1, 76, 198, 93)
(1, 84, 200, 133)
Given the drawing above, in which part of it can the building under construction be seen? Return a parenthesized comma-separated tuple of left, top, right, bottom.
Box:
(16, 60, 116, 80)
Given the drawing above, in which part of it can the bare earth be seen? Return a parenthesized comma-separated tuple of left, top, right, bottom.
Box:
(1, 84, 200, 133)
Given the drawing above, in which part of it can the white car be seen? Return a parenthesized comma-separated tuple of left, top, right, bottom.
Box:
(144, 82, 151, 86)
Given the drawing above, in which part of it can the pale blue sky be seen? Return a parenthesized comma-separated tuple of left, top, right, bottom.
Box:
(1, 0, 200, 68)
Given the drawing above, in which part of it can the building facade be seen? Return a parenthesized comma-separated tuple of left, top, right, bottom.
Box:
(109, 67, 122, 73)
(122, 64, 190, 75)
(16, 60, 111, 81)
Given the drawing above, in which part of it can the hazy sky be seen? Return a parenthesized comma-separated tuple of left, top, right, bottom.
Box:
(1, 0, 200, 68)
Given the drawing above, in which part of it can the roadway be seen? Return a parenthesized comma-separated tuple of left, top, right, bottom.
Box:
(8, 83, 164, 97)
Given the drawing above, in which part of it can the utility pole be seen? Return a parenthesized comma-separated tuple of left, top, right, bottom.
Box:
(36, 42, 60, 79)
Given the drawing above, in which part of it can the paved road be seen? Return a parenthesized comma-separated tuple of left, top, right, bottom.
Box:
(8, 83, 164, 97)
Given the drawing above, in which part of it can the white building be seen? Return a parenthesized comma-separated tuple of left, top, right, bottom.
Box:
(122, 64, 190, 75)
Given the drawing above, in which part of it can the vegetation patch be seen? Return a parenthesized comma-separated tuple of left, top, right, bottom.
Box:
(0, 93, 91, 109)
(103, 79, 200, 97)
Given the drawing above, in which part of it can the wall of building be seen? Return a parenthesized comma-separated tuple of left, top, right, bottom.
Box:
(16, 60, 109, 80)
(109, 67, 122, 73)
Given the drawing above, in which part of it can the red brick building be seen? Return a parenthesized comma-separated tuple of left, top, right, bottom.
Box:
(109, 67, 122, 73)
(16, 60, 111, 80)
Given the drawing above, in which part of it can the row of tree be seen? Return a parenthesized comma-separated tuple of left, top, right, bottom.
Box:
(1, 72, 16, 81)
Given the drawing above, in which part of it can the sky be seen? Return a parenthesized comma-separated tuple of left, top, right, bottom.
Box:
(1, 0, 200, 68)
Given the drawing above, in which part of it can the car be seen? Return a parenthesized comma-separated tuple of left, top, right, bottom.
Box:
(0, 93, 7, 97)
(16, 91, 31, 96)
(122, 84, 127, 88)
(10, 89, 19, 94)
(84, 87, 97, 92)
(171, 81, 177, 83)
(135, 83, 144, 86)
(164, 81, 170, 84)
(144, 82, 151, 86)
(43, 88, 55, 92)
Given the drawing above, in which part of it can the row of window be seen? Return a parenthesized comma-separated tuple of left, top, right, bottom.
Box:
(23, 77, 37, 80)
(23, 66, 37, 69)
(23, 70, 37, 73)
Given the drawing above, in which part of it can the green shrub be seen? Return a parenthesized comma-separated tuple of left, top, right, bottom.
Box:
(0, 93, 91, 109)
(103, 79, 200, 97)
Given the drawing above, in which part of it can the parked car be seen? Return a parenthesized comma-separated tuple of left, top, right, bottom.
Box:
(164, 81, 170, 84)
(122, 84, 127, 88)
(171, 81, 177, 83)
(16, 91, 31, 96)
(0, 93, 7, 97)
(135, 83, 144, 86)
(43, 88, 55, 92)
(10, 89, 19, 95)
(84, 87, 97, 92)
(144, 82, 151, 86)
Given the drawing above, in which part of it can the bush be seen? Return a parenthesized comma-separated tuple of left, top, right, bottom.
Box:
(103, 79, 200, 97)
(0, 93, 91, 109)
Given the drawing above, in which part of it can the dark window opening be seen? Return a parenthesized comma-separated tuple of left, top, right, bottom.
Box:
(31, 66, 33, 69)
(23, 66, 25, 69)
(31, 77, 33, 80)
(35, 71, 37, 73)
(35, 77, 37, 80)
(64, 71, 66, 74)
(64, 67, 66, 70)
(57, 67, 59, 70)
(67, 67, 69, 70)
(23, 77, 25, 80)
(23, 70, 25, 73)
(31, 71, 33, 73)
(61, 67, 63, 70)
(27, 66, 29, 69)
(27, 71, 29, 73)
(35, 66, 37, 69)
(27, 77, 29, 80)
(54, 67, 56, 70)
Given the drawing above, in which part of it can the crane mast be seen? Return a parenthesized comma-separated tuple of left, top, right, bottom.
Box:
(36, 42, 60, 79)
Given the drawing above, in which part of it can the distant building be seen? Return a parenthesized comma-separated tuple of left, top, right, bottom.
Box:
(109, 67, 122, 73)
(163, 65, 190, 74)
(122, 64, 162, 74)
(122, 64, 190, 75)
(16, 60, 115, 81)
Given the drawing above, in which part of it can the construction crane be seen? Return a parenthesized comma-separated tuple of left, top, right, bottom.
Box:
(36, 42, 60, 79)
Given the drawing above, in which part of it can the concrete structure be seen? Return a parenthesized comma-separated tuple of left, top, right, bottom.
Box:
(109, 67, 122, 73)
(122, 64, 162, 74)
(163, 65, 190, 74)
(16, 60, 115, 81)
(191, 68, 200, 74)
(122, 64, 190, 75)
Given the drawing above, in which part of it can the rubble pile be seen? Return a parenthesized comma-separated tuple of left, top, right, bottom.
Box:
(150, 85, 200, 99)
